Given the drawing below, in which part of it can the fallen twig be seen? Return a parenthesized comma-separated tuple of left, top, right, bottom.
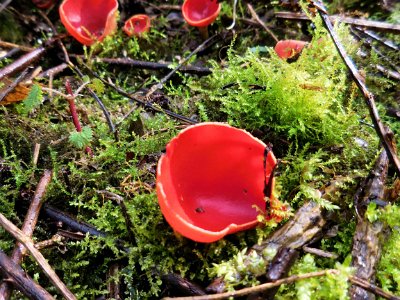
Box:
(70, 56, 212, 75)
(247, 3, 278, 43)
(0, 37, 59, 81)
(311, 0, 400, 177)
(0, 169, 52, 300)
(146, 33, 220, 97)
(0, 213, 77, 300)
(71, 64, 117, 139)
(163, 269, 338, 300)
(0, 249, 54, 300)
(274, 11, 400, 33)
(81, 65, 197, 125)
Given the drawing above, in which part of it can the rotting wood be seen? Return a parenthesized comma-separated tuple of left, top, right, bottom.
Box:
(161, 273, 207, 297)
(350, 150, 389, 300)
(207, 178, 345, 293)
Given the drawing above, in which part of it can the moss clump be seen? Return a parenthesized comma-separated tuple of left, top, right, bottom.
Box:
(192, 22, 361, 149)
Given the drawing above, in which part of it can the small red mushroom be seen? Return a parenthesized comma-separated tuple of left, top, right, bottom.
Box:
(274, 39, 307, 59)
(123, 14, 151, 37)
(59, 0, 118, 46)
(182, 0, 221, 39)
(156, 122, 283, 243)
(32, 0, 56, 9)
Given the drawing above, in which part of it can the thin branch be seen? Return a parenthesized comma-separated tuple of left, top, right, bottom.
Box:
(0, 40, 34, 52)
(0, 169, 52, 300)
(349, 276, 400, 300)
(71, 64, 117, 139)
(247, 4, 279, 43)
(0, 213, 77, 300)
(0, 249, 54, 300)
(163, 269, 338, 300)
(146, 33, 220, 97)
(311, 0, 400, 177)
(81, 65, 197, 125)
(274, 11, 400, 33)
(0, 0, 13, 14)
(70, 56, 211, 75)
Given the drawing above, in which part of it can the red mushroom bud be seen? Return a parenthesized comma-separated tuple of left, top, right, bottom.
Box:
(274, 39, 307, 59)
(182, 0, 221, 40)
(123, 14, 151, 37)
(59, 0, 118, 46)
(156, 122, 283, 243)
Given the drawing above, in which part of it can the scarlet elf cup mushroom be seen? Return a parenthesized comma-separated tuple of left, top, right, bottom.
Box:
(182, 0, 221, 39)
(59, 0, 118, 46)
(274, 39, 307, 59)
(156, 123, 284, 243)
(123, 14, 151, 37)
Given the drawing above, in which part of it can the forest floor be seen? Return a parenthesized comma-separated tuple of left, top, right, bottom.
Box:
(0, 0, 400, 299)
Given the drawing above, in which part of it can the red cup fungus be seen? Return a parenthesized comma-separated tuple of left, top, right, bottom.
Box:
(182, 0, 221, 39)
(274, 39, 307, 59)
(156, 122, 280, 243)
(123, 14, 151, 37)
(59, 0, 118, 46)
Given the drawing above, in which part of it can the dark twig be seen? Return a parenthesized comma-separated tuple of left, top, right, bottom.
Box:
(0, 169, 52, 300)
(310, 0, 400, 177)
(354, 27, 400, 51)
(146, 33, 220, 97)
(43, 204, 107, 238)
(247, 3, 279, 43)
(96, 190, 136, 245)
(161, 273, 207, 297)
(0, 213, 77, 300)
(71, 65, 117, 139)
(0, 249, 54, 300)
(0, 37, 59, 81)
(81, 65, 197, 125)
(0, 67, 30, 103)
(350, 28, 400, 73)
(70, 56, 212, 75)
(274, 11, 400, 33)
(0, 48, 21, 61)
(349, 275, 400, 300)
(163, 269, 339, 300)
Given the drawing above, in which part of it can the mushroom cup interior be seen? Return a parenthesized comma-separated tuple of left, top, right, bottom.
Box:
(158, 123, 276, 237)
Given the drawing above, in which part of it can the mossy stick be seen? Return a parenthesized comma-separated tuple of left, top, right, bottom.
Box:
(311, 0, 400, 177)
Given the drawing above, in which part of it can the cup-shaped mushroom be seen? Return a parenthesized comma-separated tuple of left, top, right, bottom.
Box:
(182, 0, 221, 39)
(123, 14, 151, 37)
(156, 122, 277, 243)
(274, 40, 307, 59)
(59, 0, 118, 46)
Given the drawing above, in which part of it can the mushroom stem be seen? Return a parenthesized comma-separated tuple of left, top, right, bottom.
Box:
(198, 26, 209, 40)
